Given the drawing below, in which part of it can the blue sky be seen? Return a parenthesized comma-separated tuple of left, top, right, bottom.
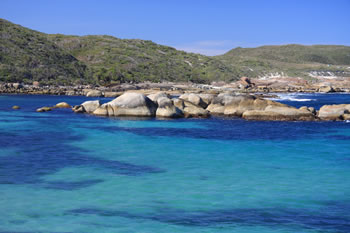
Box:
(1, 0, 350, 55)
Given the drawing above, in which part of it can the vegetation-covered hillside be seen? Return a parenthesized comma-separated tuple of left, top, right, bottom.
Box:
(1, 18, 350, 85)
(217, 44, 350, 78)
(47, 34, 236, 84)
(0, 19, 90, 85)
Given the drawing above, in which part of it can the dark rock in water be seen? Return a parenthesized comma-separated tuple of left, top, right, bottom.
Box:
(12, 105, 20, 110)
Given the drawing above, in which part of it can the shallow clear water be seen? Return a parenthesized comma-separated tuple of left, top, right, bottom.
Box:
(0, 93, 350, 233)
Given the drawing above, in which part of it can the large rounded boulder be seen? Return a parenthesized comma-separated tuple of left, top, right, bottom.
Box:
(107, 92, 157, 117)
(81, 100, 101, 113)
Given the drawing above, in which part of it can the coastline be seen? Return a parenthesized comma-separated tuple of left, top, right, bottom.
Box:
(1, 77, 350, 98)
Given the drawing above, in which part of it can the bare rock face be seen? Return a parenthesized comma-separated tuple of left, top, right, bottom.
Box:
(55, 102, 71, 108)
(206, 93, 238, 115)
(156, 97, 183, 118)
(318, 86, 335, 93)
(81, 100, 101, 113)
(107, 92, 157, 117)
(86, 90, 103, 97)
(174, 98, 209, 118)
(93, 103, 109, 116)
(224, 95, 257, 116)
(147, 92, 169, 104)
(242, 105, 315, 121)
(104, 92, 120, 98)
(179, 93, 208, 109)
(198, 94, 216, 106)
(318, 104, 350, 120)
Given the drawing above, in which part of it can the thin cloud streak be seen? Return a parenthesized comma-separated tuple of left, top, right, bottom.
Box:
(173, 40, 249, 56)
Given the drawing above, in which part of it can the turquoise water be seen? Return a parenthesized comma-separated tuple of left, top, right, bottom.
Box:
(0, 94, 349, 233)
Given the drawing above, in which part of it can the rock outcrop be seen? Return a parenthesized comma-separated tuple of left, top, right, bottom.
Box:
(86, 90, 103, 97)
(318, 104, 350, 120)
(318, 86, 335, 93)
(92, 92, 157, 117)
(147, 92, 169, 103)
(36, 107, 53, 112)
(179, 93, 208, 109)
(174, 98, 209, 118)
(55, 102, 71, 108)
(243, 105, 316, 121)
(156, 97, 183, 118)
(81, 100, 101, 113)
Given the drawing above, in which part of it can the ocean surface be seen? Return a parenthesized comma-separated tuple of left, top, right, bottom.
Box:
(0, 93, 349, 233)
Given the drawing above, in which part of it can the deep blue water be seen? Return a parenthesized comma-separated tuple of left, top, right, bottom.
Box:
(0, 93, 349, 233)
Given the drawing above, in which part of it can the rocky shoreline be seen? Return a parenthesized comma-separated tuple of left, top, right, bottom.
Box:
(29, 91, 350, 122)
(1, 76, 350, 98)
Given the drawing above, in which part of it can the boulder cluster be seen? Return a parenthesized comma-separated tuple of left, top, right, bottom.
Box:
(65, 92, 350, 121)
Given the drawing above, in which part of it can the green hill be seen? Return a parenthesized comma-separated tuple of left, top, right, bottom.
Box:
(0, 19, 90, 85)
(1, 18, 350, 85)
(216, 44, 350, 78)
(47, 34, 237, 84)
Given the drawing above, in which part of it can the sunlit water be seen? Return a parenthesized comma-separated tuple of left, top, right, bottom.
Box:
(0, 93, 349, 233)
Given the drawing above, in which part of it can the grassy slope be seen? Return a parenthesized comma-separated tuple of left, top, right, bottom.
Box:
(47, 34, 237, 84)
(0, 19, 90, 85)
(216, 44, 350, 78)
(1, 18, 350, 85)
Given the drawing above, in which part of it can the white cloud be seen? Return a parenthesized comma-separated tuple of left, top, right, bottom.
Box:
(174, 40, 236, 56)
